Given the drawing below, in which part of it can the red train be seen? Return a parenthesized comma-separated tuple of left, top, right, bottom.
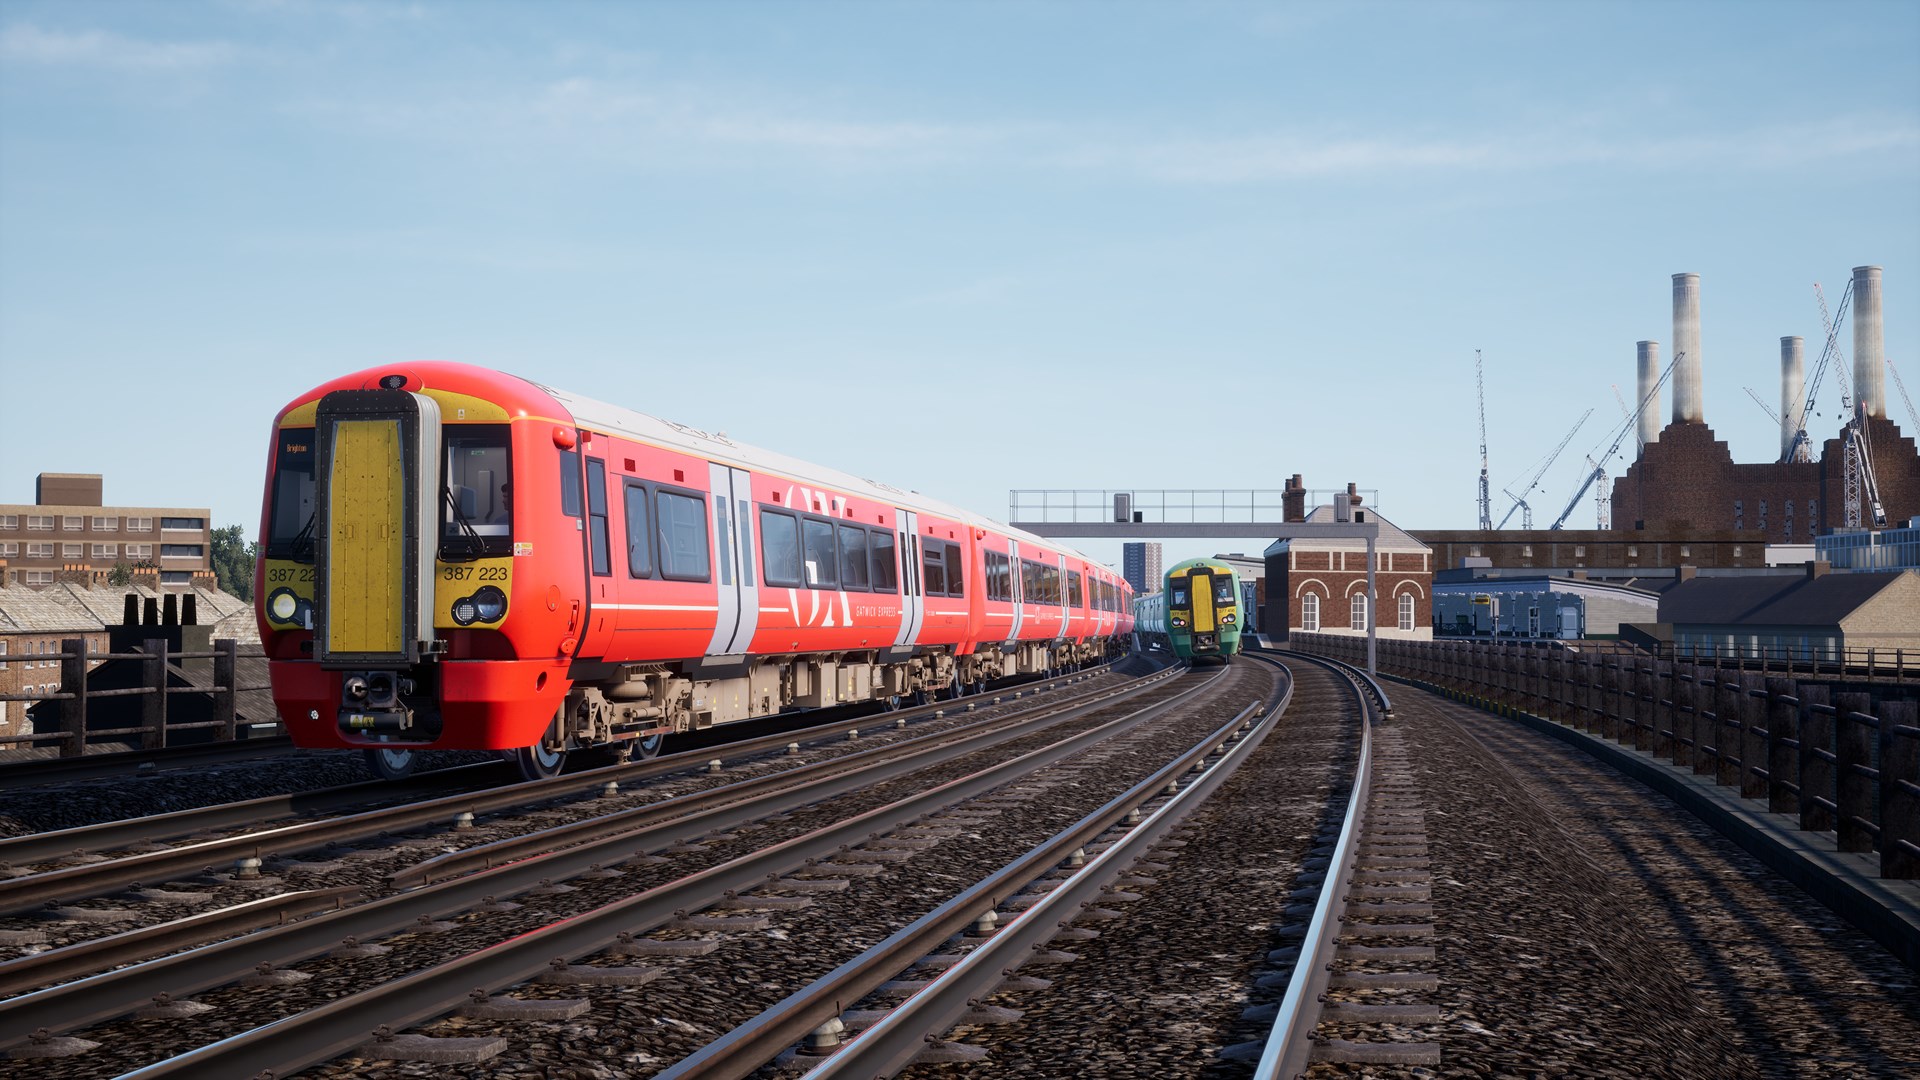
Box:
(256, 362, 1134, 780)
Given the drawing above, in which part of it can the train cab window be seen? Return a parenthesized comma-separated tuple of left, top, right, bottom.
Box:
(585, 458, 610, 576)
(443, 426, 514, 559)
(1068, 570, 1083, 608)
(559, 448, 582, 517)
(1171, 586, 1189, 607)
(265, 429, 316, 560)
(838, 525, 870, 591)
(870, 529, 898, 592)
(944, 542, 963, 598)
(921, 544, 947, 596)
(761, 508, 801, 587)
(623, 482, 653, 578)
(655, 490, 711, 581)
(801, 517, 837, 588)
(1215, 579, 1235, 605)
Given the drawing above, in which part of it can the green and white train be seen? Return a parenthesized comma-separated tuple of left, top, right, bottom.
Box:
(1132, 558, 1243, 660)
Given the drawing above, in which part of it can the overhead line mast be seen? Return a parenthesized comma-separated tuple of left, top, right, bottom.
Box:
(1475, 349, 1492, 532)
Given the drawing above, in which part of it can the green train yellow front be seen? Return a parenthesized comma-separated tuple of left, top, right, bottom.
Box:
(255, 366, 581, 758)
(1163, 558, 1242, 659)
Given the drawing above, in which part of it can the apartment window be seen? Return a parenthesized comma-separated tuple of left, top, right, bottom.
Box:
(0, 543, 14, 557)
(160, 571, 192, 585)
(26, 515, 53, 531)
(655, 491, 710, 582)
(23, 570, 52, 585)
(1350, 593, 1368, 632)
(0, 515, 15, 529)
(125, 544, 152, 559)
(1398, 593, 1414, 632)
(91, 544, 117, 558)
(126, 517, 153, 532)
(160, 544, 203, 558)
(161, 517, 205, 530)
(62, 516, 84, 531)
(1574, 546, 1585, 558)
(1300, 593, 1319, 632)
(61, 543, 82, 558)
(91, 516, 117, 530)
(25, 543, 52, 559)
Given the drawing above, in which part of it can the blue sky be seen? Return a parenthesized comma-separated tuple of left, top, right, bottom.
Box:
(2, 0, 1916, 572)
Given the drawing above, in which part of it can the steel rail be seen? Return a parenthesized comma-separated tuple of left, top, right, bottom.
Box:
(0, 667, 1194, 1051)
(715, 687, 1287, 1080)
(1253, 650, 1380, 1080)
(116, 668, 1228, 1079)
(0, 762, 502, 868)
(0, 886, 362, 999)
(0, 668, 1149, 917)
(0, 736, 295, 789)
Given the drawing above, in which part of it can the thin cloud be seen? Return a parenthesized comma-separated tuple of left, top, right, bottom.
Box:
(0, 23, 239, 70)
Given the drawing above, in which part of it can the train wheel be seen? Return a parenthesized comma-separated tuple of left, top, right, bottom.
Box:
(363, 747, 416, 781)
(882, 695, 902, 712)
(633, 732, 665, 760)
(512, 712, 569, 781)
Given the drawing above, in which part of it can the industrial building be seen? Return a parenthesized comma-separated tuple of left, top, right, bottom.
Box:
(1432, 573, 1659, 639)
(1816, 518, 1920, 572)
(1610, 267, 1920, 538)
(1657, 564, 1920, 661)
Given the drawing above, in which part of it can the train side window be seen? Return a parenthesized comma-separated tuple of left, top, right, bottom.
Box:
(623, 481, 653, 578)
(714, 496, 734, 587)
(1068, 570, 1083, 607)
(655, 489, 711, 581)
(921, 543, 947, 596)
(870, 529, 898, 592)
(801, 517, 837, 589)
(737, 500, 754, 587)
(586, 457, 611, 576)
(560, 449, 582, 517)
(944, 542, 963, 598)
(838, 525, 870, 591)
(761, 508, 800, 587)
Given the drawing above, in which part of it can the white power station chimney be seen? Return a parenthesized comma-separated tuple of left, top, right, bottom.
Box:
(1780, 336, 1803, 460)
(1671, 273, 1704, 424)
(1636, 341, 1661, 453)
(1853, 265, 1884, 419)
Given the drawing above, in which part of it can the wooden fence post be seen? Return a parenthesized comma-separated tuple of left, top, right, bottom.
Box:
(1879, 701, 1920, 879)
(1835, 692, 1876, 854)
(214, 638, 238, 741)
(58, 637, 90, 759)
(1799, 685, 1835, 834)
(1715, 674, 1742, 788)
(142, 637, 169, 751)
(1739, 673, 1768, 800)
(1766, 677, 1799, 815)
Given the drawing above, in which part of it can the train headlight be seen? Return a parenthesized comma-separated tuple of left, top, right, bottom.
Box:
(451, 597, 479, 626)
(1171, 617, 1186, 628)
(269, 588, 299, 623)
(472, 586, 508, 623)
(1222, 612, 1236, 624)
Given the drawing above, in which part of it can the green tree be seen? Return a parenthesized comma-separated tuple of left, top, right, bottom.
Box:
(108, 561, 134, 587)
(211, 524, 258, 601)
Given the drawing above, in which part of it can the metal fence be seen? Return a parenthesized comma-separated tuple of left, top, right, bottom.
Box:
(1008, 488, 1380, 525)
(0, 638, 274, 756)
(1291, 633, 1920, 880)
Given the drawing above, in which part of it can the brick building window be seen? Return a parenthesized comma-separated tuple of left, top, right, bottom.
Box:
(1679, 545, 1691, 557)
(1300, 593, 1319, 632)
(26, 515, 53, 531)
(126, 544, 152, 558)
(161, 517, 205, 531)
(1398, 593, 1414, 632)
(0, 543, 14, 557)
(25, 543, 52, 559)
(22, 570, 52, 585)
(1734, 500, 1743, 530)
(62, 543, 83, 558)
(161, 544, 203, 558)
(1758, 501, 1767, 533)
(126, 517, 153, 532)
(1350, 593, 1368, 631)
(92, 544, 117, 558)
(62, 516, 84, 531)
(92, 516, 117, 530)
(0, 515, 15, 529)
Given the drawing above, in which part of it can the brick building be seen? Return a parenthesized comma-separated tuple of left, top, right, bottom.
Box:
(1611, 416, 1920, 539)
(1413, 526, 1771, 574)
(0, 473, 215, 591)
(1263, 485, 1433, 642)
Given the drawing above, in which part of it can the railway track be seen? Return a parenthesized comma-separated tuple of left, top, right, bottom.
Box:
(0, 663, 1194, 1074)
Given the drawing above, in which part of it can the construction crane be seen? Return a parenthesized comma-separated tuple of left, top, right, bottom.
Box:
(1743, 386, 1780, 425)
(1495, 407, 1592, 529)
(1784, 281, 1853, 465)
(1891, 357, 1920, 433)
(1611, 384, 1638, 452)
(1809, 284, 1888, 529)
(1551, 351, 1679, 530)
(1475, 349, 1492, 531)
(1588, 454, 1612, 530)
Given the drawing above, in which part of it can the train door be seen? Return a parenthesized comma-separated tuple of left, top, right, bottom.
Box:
(893, 510, 925, 647)
(705, 464, 759, 657)
(1193, 569, 1217, 633)
(1006, 539, 1023, 644)
(1056, 553, 1069, 640)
